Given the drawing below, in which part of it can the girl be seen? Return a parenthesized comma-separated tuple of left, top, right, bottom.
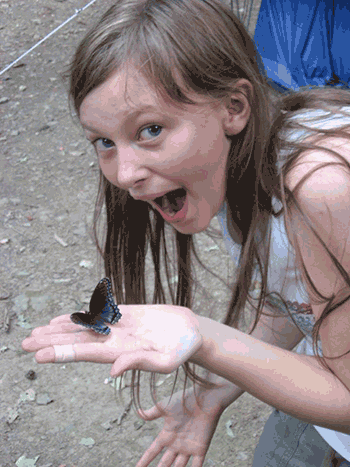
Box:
(22, 0, 350, 465)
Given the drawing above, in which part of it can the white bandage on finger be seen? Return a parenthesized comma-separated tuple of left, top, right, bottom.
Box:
(53, 344, 76, 363)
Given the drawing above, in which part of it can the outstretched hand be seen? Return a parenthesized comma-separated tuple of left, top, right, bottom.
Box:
(136, 386, 224, 467)
(22, 305, 202, 377)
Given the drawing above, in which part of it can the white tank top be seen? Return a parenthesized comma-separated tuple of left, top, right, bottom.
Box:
(216, 106, 350, 459)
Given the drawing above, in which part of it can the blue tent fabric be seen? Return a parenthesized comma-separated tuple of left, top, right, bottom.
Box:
(254, 0, 350, 91)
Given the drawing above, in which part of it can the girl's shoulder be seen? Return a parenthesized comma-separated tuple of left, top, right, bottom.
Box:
(282, 106, 350, 313)
(281, 105, 350, 193)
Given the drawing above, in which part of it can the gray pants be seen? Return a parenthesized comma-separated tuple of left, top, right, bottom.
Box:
(252, 409, 350, 467)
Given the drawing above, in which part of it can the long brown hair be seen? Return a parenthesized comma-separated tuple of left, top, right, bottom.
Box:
(69, 0, 350, 411)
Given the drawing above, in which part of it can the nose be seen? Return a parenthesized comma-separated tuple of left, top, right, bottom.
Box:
(103, 145, 150, 191)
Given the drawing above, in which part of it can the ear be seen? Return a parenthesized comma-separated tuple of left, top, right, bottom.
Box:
(221, 79, 252, 136)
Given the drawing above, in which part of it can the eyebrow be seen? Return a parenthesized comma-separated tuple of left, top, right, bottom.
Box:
(81, 105, 161, 133)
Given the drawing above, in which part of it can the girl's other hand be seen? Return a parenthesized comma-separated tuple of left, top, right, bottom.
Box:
(136, 387, 224, 467)
(21, 305, 202, 377)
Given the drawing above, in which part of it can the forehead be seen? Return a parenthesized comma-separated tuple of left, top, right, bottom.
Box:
(79, 68, 159, 122)
(79, 67, 215, 128)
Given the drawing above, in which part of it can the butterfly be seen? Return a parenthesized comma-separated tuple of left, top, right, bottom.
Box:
(70, 278, 122, 335)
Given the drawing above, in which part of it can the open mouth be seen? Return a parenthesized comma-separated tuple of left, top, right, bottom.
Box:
(153, 188, 187, 218)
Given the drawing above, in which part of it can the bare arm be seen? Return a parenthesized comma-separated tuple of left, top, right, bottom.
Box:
(197, 308, 305, 412)
(191, 310, 350, 434)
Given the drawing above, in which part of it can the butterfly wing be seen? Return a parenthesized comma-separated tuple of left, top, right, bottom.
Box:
(70, 311, 111, 335)
(70, 278, 121, 335)
(90, 278, 122, 325)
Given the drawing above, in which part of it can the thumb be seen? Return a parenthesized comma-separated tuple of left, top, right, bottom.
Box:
(110, 353, 142, 378)
(110, 351, 176, 378)
(110, 351, 161, 377)
(137, 404, 164, 421)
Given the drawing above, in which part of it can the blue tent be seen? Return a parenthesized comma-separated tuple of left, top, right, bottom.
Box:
(254, 0, 350, 91)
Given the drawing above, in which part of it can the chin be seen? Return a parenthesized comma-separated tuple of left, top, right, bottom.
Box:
(172, 218, 210, 235)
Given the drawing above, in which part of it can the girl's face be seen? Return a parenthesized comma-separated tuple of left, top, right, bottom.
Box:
(79, 68, 250, 234)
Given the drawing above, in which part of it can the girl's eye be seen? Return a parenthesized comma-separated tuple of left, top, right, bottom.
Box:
(93, 138, 115, 150)
(138, 125, 162, 141)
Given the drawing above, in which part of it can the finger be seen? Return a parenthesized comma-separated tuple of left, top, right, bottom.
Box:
(22, 331, 94, 352)
(52, 344, 77, 363)
(35, 346, 56, 363)
(111, 351, 177, 378)
(36, 342, 117, 364)
(32, 322, 83, 336)
(135, 438, 164, 467)
(22, 321, 83, 348)
(29, 314, 86, 333)
(49, 314, 74, 324)
(110, 354, 136, 377)
(110, 352, 159, 377)
(35, 344, 92, 364)
(157, 450, 177, 466)
(174, 455, 191, 467)
(35, 345, 81, 364)
(137, 404, 166, 421)
(191, 456, 205, 467)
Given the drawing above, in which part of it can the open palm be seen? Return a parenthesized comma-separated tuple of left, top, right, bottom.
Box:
(22, 304, 203, 378)
(136, 386, 223, 467)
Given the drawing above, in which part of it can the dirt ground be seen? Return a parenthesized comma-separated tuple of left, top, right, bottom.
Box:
(0, 1, 277, 466)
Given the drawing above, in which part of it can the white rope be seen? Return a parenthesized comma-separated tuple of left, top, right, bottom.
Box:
(0, 0, 257, 78)
(0, 0, 97, 76)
